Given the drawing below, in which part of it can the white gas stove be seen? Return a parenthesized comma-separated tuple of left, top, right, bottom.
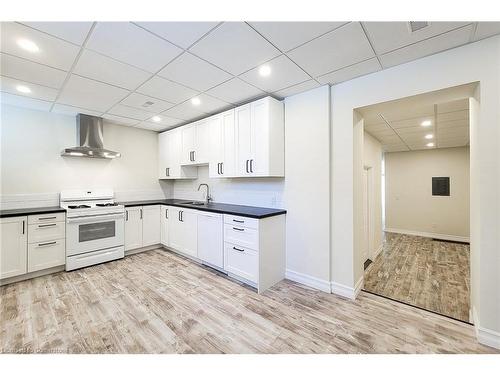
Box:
(61, 189, 125, 271)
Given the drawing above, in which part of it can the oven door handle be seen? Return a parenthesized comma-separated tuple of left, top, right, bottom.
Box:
(67, 213, 125, 224)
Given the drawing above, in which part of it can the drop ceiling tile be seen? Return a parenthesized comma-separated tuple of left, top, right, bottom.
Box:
(136, 75, 198, 104)
(120, 92, 174, 113)
(364, 123, 391, 132)
(474, 22, 500, 41)
(205, 78, 265, 104)
(248, 22, 347, 52)
(363, 22, 470, 54)
(51, 103, 102, 117)
(273, 79, 321, 98)
(57, 75, 129, 112)
(317, 57, 381, 85)
(379, 25, 474, 68)
(399, 133, 432, 143)
(86, 22, 182, 73)
(73, 49, 152, 90)
(396, 126, 434, 135)
(139, 115, 183, 129)
(437, 99, 468, 113)
(191, 93, 232, 114)
(0, 75, 58, 101)
(0, 92, 52, 111)
(134, 22, 219, 48)
(367, 128, 397, 138)
(157, 52, 232, 91)
(383, 144, 409, 152)
(161, 101, 207, 121)
(239, 55, 310, 92)
(377, 134, 403, 145)
(20, 22, 93, 45)
(102, 114, 139, 127)
(437, 126, 469, 137)
(189, 22, 280, 75)
(385, 111, 434, 124)
(107, 103, 153, 121)
(437, 119, 469, 129)
(287, 22, 374, 77)
(0, 22, 80, 70)
(0, 53, 67, 89)
(135, 122, 165, 132)
(437, 110, 469, 122)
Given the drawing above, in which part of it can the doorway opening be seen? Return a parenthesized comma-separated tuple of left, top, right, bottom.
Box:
(355, 83, 475, 323)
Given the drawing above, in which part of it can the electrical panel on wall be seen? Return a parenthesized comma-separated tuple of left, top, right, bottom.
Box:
(432, 177, 450, 196)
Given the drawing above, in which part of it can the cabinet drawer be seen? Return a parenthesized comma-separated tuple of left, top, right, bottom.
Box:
(224, 242, 258, 283)
(224, 224, 259, 251)
(28, 239, 65, 273)
(28, 222, 65, 244)
(28, 212, 65, 225)
(224, 214, 259, 230)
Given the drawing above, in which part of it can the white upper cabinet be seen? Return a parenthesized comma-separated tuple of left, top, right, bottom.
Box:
(158, 96, 284, 179)
(159, 128, 197, 180)
(209, 109, 236, 178)
(236, 97, 284, 177)
(181, 119, 210, 165)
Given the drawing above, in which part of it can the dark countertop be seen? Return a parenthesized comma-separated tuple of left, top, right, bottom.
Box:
(0, 206, 66, 219)
(118, 199, 286, 219)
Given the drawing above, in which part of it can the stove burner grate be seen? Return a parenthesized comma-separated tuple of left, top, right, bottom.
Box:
(68, 205, 91, 209)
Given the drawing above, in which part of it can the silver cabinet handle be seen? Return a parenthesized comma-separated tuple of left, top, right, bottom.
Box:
(38, 241, 57, 247)
(250, 159, 254, 173)
(165, 209, 168, 219)
(220, 162, 223, 175)
(233, 246, 244, 252)
(246, 159, 249, 173)
(21, 220, 25, 235)
(192, 151, 196, 161)
(232, 227, 244, 232)
(39, 216, 57, 220)
(140, 208, 143, 220)
(38, 223, 57, 228)
(233, 219, 244, 223)
(126, 210, 129, 221)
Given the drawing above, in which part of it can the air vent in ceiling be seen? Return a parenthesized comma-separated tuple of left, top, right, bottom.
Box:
(142, 101, 154, 108)
(409, 21, 429, 32)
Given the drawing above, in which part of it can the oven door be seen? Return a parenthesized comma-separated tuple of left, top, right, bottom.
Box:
(66, 213, 124, 256)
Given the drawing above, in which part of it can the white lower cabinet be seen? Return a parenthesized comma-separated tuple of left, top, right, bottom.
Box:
(125, 205, 161, 251)
(224, 242, 258, 283)
(197, 212, 223, 269)
(0, 216, 28, 279)
(1, 213, 66, 283)
(169, 207, 198, 258)
(160, 205, 171, 247)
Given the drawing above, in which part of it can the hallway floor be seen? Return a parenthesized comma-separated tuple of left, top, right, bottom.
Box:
(363, 233, 470, 322)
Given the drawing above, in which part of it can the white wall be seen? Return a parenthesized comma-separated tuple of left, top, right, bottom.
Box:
(172, 166, 284, 208)
(0, 104, 169, 208)
(363, 131, 383, 257)
(283, 86, 331, 290)
(330, 35, 500, 342)
(385, 147, 470, 240)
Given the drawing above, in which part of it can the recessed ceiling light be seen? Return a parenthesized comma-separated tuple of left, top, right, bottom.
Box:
(425, 134, 434, 139)
(258, 65, 271, 77)
(191, 97, 201, 106)
(421, 120, 432, 127)
(17, 38, 39, 53)
(16, 85, 31, 94)
(151, 116, 161, 123)
(426, 142, 435, 147)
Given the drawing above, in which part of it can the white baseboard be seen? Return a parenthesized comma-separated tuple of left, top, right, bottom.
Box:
(371, 244, 383, 260)
(125, 244, 162, 256)
(472, 307, 500, 349)
(384, 228, 469, 243)
(331, 277, 363, 300)
(285, 269, 331, 293)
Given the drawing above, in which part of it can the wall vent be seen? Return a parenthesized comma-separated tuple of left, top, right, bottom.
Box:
(409, 21, 429, 32)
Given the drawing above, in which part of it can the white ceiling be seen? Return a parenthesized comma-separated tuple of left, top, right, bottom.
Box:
(1, 21, 499, 132)
(358, 84, 474, 152)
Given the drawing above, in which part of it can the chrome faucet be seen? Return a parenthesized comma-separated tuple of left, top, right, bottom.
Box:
(197, 183, 212, 204)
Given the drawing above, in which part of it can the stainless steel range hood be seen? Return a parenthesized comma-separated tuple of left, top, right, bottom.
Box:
(61, 114, 121, 159)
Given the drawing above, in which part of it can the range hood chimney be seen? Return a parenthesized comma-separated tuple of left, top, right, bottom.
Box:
(61, 114, 121, 159)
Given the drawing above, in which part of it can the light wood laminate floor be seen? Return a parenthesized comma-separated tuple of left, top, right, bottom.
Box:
(1, 249, 493, 354)
(364, 233, 470, 322)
